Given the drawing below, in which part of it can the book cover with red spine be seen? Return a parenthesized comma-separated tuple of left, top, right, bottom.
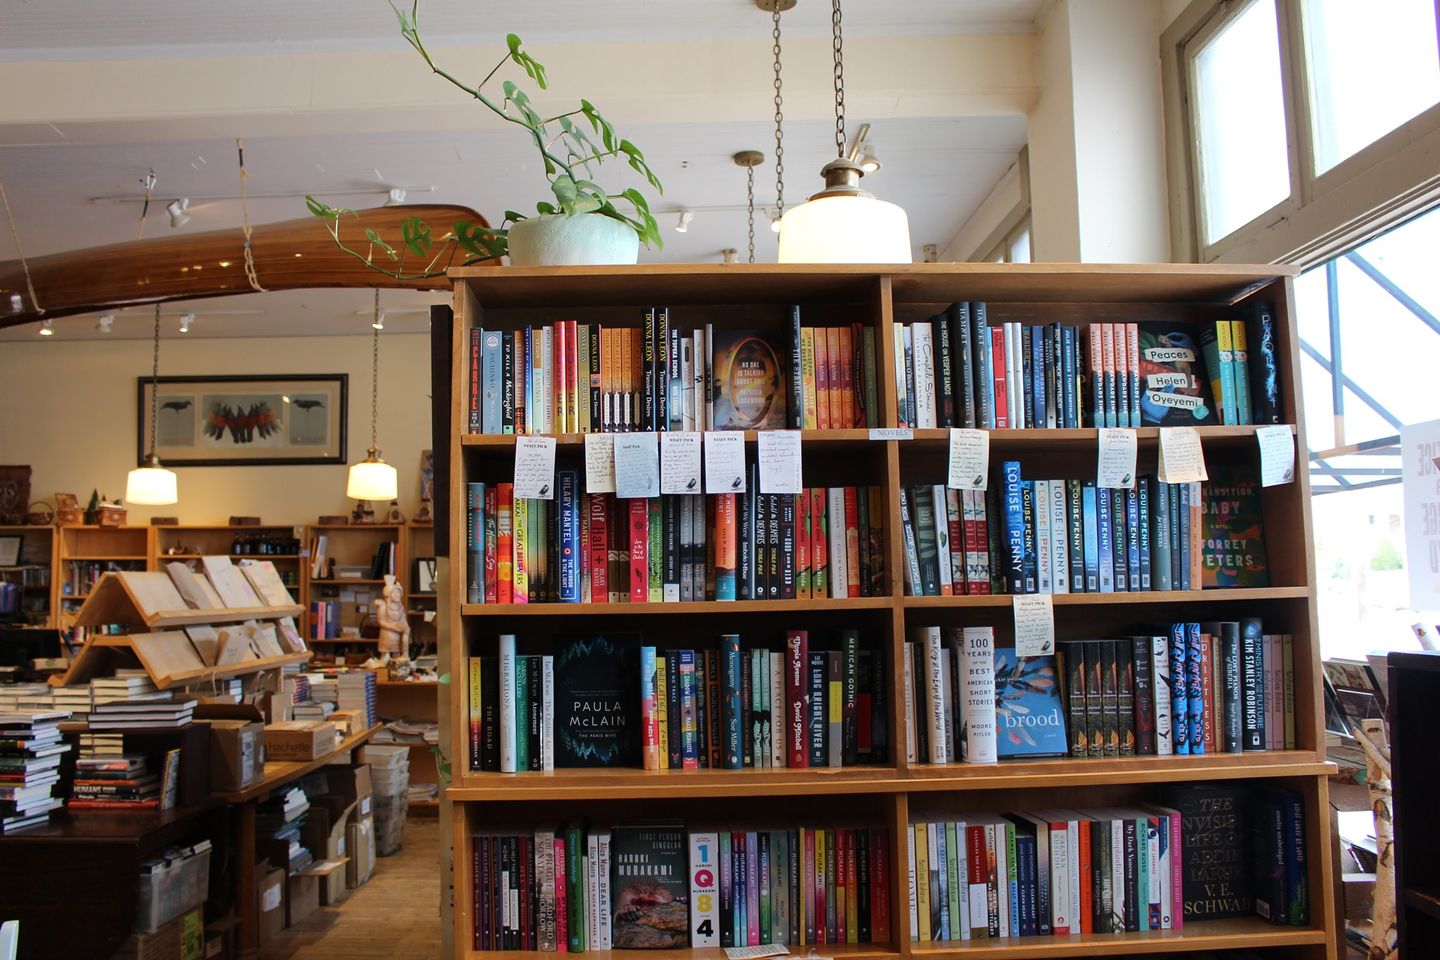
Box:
(553, 836, 568, 950)
(945, 488, 966, 595)
(629, 498, 649, 603)
(787, 630, 809, 768)
(1077, 816, 1093, 933)
(843, 487, 861, 598)
(587, 493, 608, 603)
(795, 492, 811, 599)
(851, 322, 867, 427)
(1101, 322, 1118, 428)
(566, 319, 580, 433)
(554, 317, 568, 432)
(810, 487, 828, 599)
(834, 827, 847, 940)
(497, 484, 514, 604)
(971, 490, 993, 595)
(872, 827, 890, 942)
(484, 485, 499, 601)
(826, 327, 843, 432)
(991, 327, 1009, 429)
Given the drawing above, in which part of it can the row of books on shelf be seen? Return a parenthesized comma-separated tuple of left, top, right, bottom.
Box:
(899, 464, 1267, 596)
(468, 311, 878, 436)
(70, 751, 171, 810)
(60, 559, 143, 597)
(904, 620, 1295, 766)
(466, 630, 887, 773)
(471, 821, 893, 952)
(465, 478, 886, 605)
(895, 305, 1282, 430)
(308, 536, 398, 582)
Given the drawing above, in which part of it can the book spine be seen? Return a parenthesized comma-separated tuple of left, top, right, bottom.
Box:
(499, 635, 518, 773)
(1169, 624, 1189, 755)
(935, 313, 955, 427)
(1248, 302, 1281, 424)
(960, 627, 997, 763)
(972, 302, 993, 429)
(1151, 636, 1174, 756)
(1096, 486, 1114, 593)
(557, 470, 580, 602)
(1241, 616, 1266, 750)
(1125, 488, 1141, 592)
(1132, 637, 1156, 755)
(512, 496, 529, 604)
(1002, 461, 1025, 594)
(467, 482, 485, 604)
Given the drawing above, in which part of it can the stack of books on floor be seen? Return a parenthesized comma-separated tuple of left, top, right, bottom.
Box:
(337, 671, 377, 730)
(69, 754, 161, 811)
(258, 786, 312, 875)
(0, 711, 70, 833)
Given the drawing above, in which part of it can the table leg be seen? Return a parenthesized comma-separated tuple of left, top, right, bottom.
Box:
(235, 799, 257, 960)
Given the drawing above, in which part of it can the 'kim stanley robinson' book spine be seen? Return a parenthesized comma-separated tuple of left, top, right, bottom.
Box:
(1240, 616, 1266, 750)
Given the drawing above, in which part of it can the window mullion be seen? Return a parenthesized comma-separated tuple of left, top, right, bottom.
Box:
(1278, 0, 1318, 206)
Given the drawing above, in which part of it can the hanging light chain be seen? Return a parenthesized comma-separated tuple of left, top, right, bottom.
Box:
(771, 3, 786, 217)
(370, 289, 381, 452)
(831, 0, 847, 159)
(148, 302, 161, 458)
(746, 165, 757, 264)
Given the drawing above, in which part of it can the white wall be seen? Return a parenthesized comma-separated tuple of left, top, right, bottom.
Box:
(0, 333, 432, 525)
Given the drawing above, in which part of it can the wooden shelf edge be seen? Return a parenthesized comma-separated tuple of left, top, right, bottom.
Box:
(462, 947, 897, 960)
(461, 597, 893, 617)
(903, 586, 1312, 609)
(901, 752, 1333, 791)
(908, 921, 1327, 958)
(145, 603, 305, 628)
(450, 767, 904, 802)
(149, 651, 313, 690)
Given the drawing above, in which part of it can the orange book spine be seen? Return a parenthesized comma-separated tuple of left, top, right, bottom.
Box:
(837, 325, 855, 430)
(795, 492, 811, 599)
(826, 326, 843, 432)
(814, 327, 831, 430)
(715, 493, 737, 596)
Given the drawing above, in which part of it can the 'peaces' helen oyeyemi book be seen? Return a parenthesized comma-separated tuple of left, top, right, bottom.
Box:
(992, 647, 1067, 759)
(1201, 464, 1269, 588)
(1159, 782, 1253, 920)
(552, 634, 641, 767)
(609, 822, 690, 949)
(1136, 322, 1217, 426)
(710, 329, 788, 430)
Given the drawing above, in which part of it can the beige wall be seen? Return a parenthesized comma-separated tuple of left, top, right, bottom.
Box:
(0, 332, 432, 526)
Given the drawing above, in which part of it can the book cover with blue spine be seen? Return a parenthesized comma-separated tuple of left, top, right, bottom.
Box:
(1110, 489, 1128, 593)
(557, 469, 581, 602)
(1002, 461, 1027, 594)
(1137, 479, 1153, 592)
(721, 635, 743, 769)
(678, 648, 698, 767)
(936, 820, 951, 941)
(522, 325, 534, 432)
(1186, 621, 1205, 754)
(1097, 487, 1114, 593)
(1126, 488, 1141, 592)
(1178, 482, 1192, 591)
(1015, 831, 1037, 937)
(1082, 482, 1100, 592)
(994, 647, 1067, 758)
(481, 329, 503, 434)
(1170, 623, 1190, 755)
(1020, 481, 1038, 593)
(1062, 325, 1078, 428)
(1031, 325, 1046, 429)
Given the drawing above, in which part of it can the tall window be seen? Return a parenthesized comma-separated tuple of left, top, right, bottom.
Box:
(1164, 0, 1440, 265)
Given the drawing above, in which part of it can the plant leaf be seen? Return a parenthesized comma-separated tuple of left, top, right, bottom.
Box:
(534, 201, 557, 216)
(401, 216, 432, 257)
(365, 228, 398, 260)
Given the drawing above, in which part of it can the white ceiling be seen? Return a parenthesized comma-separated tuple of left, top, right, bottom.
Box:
(0, 0, 1037, 340)
(0, 1, 1045, 58)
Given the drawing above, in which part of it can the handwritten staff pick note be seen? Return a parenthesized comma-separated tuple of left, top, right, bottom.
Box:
(1256, 425, 1296, 487)
(614, 432, 660, 499)
(1012, 593, 1056, 657)
(757, 430, 803, 494)
(1157, 426, 1208, 483)
(513, 436, 557, 500)
(583, 433, 616, 494)
(660, 433, 704, 495)
(1097, 428, 1138, 489)
(704, 431, 747, 494)
(946, 428, 989, 491)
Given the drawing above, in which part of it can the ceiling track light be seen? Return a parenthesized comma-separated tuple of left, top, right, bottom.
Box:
(167, 197, 191, 228)
(96, 315, 115, 333)
(848, 123, 881, 173)
(38, 318, 54, 336)
(675, 210, 694, 233)
(178, 313, 195, 334)
(384, 188, 407, 206)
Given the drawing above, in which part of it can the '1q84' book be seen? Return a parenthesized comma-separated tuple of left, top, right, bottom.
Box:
(610, 822, 690, 949)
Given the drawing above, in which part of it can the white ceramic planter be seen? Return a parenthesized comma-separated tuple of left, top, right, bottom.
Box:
(506, 213, 640, 266)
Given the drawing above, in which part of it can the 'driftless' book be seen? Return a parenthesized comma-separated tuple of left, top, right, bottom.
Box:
(609, 823, 690, 949)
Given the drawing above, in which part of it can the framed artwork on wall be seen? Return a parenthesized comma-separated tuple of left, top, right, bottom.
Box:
(137, 374, 348, 467)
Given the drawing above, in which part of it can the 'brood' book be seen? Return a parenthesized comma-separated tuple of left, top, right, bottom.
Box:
(553, 634, 640, 767)
(992, 647, 1066, 759)
(610, 823, 690, 949)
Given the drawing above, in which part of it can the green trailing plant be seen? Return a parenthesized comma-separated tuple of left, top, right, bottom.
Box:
(306, 2, 663, 276)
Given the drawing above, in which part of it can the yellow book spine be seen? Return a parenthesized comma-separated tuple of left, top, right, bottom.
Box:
(468, 656, 483, 771)
(914, 821, 932, 942)
(512, 496, 529, 603)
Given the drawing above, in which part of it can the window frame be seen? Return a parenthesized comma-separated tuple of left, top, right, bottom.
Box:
(1163, 0, 1440, 266)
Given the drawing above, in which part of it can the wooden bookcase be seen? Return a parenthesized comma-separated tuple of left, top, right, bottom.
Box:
(303, 522, 406, 651)
(407, 520, 438, 655)
(442, 264, 1336, 960)
(0, 524, 56, 628)
(54, 525, 152, 630)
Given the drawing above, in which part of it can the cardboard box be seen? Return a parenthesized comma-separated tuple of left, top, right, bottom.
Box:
(300, 797, 358, 905)
(264, 721, 339, 761)
(199, 719, 265, 791)
(328, 709, 363, 738)
(325, 764, 373, 806)
(256, 865, 285, 946)
(308, 858, 351, 907)
(286, 873, 320, 927)
(345, 814, 376, 889)
(113, 907, 204, 960)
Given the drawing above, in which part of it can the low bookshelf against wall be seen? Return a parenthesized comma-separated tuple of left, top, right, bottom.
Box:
(0, 524, 55, 628)
(55, 525, 152, 635)
(303, 522, 405, 652)
(443, 264, 1334, 960)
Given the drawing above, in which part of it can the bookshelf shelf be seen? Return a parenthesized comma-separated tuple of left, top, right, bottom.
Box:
(444, 264, 1334, 960)
(463, 946, 899, 960)
(905, 919, 1328, 958)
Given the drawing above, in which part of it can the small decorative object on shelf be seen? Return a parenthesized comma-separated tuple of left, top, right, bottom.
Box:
(413, 499, 433, 524)
(384, 501, 405, 524)
(26, 501, 54, 525)
(150, 516, 179, 526)
(0, 464, 32, 524)
(374, 575, 411, 662)
(94, 501, 126, 528)
(317, 515, 349, 526)
(350, 500, 376, 525)
(54, 492, 82, 526)
(229, 516, 262, 526)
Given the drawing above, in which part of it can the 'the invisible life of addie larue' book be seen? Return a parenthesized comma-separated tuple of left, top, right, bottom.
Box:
(710, 329, 787, 430)
(992, 647, 1067, 759)
(552, 634, 640, 767)
(1136, 322, 1217, 426)
(610, 823, 690, 949)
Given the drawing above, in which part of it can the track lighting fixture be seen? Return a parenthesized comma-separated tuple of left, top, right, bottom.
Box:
(675, 210, 694, 233)
(178, 313, 194, 334)
(167, 197, 191, 228)
(96, 315, 114, 333)
(384, 188, 407, 206)
(372, 310, 386, 331)
(37, 319, 54, 336)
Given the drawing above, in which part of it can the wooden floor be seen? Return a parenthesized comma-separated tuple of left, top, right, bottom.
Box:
(259, 816, 443, 959)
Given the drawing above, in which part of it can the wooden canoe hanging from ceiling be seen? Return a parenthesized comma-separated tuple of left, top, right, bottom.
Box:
(0, 204, 493, 332)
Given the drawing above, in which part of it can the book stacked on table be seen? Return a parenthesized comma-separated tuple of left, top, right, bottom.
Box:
(467, 631, 888, 774)
(293, 700, 336, 721)
(51, 685, 92, 720)
(88, 697, 197, 731)
(465, 478, 887, 604)
(0, 711, 70, 832)
(69, 754, 161, 811)
(258, 787, 312, 875)
(470, 821, 892, 952)
(0, 684, 53, 713)
(79, 732, 124, 758)
(898, 463, 1268, 596)
(892, 305, 1282, 430)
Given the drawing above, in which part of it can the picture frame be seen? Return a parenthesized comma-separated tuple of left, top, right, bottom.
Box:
(0, 535, 21, 567)
(417, 557, 437, 593)
(137, 374, 347, 467)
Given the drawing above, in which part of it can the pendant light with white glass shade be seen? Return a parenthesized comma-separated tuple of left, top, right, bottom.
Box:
(127, 303, 179, 505)
(346, 290, 398, 502)
(777, 0, 912, 264)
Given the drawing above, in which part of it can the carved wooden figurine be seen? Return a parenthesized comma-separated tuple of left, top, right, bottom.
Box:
(373, 574, 411, 662)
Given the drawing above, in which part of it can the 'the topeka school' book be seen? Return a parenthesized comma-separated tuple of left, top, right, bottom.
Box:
(1201, 464, 1269, 588)
(609, 822, 690, 949)
(1136, 322, 1217, 426)
(552, 634, 641, 767)
(710, 329, 787, 430)
(992, 647, 1067, 758)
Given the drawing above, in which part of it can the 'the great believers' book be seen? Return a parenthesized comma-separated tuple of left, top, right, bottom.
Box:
(992, 647, 1067, 759)
(710, 329, 787, 430)
(552, 634, 641, 767)
(1201, 464, 1269, 588)
(609, 823, 690, 949)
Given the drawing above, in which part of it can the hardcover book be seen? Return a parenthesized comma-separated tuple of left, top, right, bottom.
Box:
(1159, 783, 1254, 920)
(553, 634, 640, 767)
(711, 329, 787, 430)
(992, 647, 1067, 759)
(1201, 464, 1270, 588)
(1136, 323, 1217, 426)
(610, 823, 690, 949)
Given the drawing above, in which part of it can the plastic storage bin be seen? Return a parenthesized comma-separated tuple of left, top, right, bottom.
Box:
(135, 840, 212, 932)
